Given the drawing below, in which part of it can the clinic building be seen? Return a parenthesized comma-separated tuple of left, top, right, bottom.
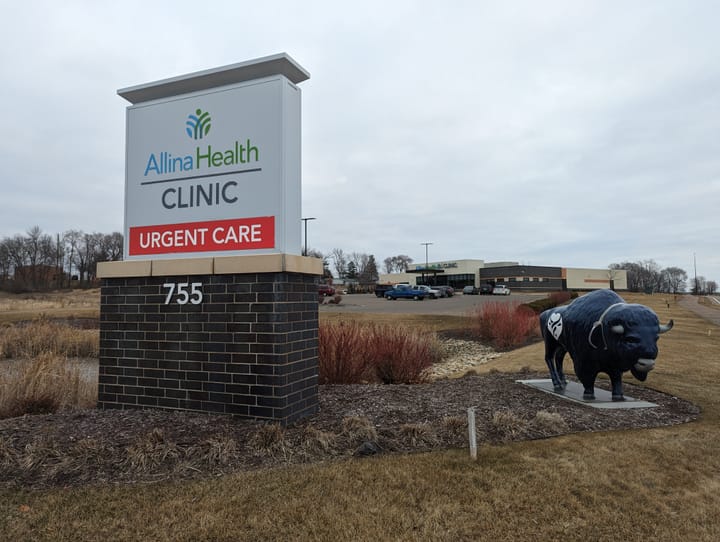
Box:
(379, 260, 627, 292)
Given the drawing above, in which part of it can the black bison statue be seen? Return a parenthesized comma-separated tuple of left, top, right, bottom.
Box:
(539, 290, 673, 401)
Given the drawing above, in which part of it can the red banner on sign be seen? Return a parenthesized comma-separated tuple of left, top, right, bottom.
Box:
(128, 217, 275, 256)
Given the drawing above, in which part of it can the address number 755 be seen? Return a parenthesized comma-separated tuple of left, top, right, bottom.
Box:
(163, 282, 203, 305)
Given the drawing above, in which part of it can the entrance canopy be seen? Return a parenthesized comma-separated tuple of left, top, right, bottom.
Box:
(406, 268, 445, 284)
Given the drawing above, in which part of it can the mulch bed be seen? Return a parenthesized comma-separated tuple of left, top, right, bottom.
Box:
(0, 371, 699, 489)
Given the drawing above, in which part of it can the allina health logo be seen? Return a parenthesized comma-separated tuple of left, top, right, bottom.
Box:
(186, 109, 211, 139)
(143, 108, 259, 177)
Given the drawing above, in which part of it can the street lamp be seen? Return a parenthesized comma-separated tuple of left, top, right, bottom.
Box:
(421, 242, 433, 284)
(301, 217, 316, 256)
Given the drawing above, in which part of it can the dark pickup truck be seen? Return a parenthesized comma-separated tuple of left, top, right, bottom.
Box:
(384, 284, 426, 300)
(374, 284, 395, 298)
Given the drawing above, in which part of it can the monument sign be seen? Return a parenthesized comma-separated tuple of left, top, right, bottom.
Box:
(97, 54, 321, 424)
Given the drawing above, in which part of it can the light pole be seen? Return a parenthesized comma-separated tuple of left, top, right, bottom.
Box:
(421, 242, 432, 284)
(301, 217, 316, 256)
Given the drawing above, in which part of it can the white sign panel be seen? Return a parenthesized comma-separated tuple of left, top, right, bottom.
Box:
(123, 75, 301, 259)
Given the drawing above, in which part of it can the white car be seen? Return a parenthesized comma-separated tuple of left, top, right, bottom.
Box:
(416, 285, 441, 299)
(492, 284, 511, 295)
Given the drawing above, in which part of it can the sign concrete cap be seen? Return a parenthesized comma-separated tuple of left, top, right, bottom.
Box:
(118, 53, 310, 104)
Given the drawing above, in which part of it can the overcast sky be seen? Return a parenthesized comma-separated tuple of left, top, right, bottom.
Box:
(1, 1, 718, 283)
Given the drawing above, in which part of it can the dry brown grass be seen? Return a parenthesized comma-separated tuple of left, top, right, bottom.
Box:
(0, 289, 100, 323)
(531, 410, 569, 432)
(0, 353, 96, 419)
(0, 317, 98, 419)
(1, 291, 720, 541)
(0, 318, 99, 359)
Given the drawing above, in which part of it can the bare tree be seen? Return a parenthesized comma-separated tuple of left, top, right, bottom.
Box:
(610, 260, 663, 293)
(662, 267, 688, 294)
(349, 252, 368, 274)
(306, 248, 333, 280)
(85, 232, 110, 281)
(5, 235, 27, 278)
(395, 254, 413, 272)
(383, 255, 414, 274)
(73, 233, 103, 284)
(0, 239, 11, 285)
(23, 226, 55, 289)
(383, 256, 394, 274)
(330, 248, 347, 279)
(63, 230, 84, 280)
(1, 227, 127, 291)
(96, 232, 124, 262)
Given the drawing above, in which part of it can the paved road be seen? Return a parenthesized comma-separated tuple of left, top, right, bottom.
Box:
(319, 292, 547, 317)
(678, 295, 720, 326)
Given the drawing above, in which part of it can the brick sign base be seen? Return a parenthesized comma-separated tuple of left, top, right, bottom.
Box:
(98, 270, 319, 425)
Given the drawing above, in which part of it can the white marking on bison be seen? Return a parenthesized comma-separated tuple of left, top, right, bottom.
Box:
(547, 312, 563, 340)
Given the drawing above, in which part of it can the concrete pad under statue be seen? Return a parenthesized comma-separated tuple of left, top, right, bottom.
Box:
(517, 379, 658, 410)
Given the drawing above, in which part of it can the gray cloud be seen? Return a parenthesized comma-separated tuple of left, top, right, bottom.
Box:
(0, 1, 717, 283)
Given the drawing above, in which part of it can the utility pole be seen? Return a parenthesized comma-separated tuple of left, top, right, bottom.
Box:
(301, 217, 316, 256)
(56, 233, 62, 289)
(694, 252, 698, 295)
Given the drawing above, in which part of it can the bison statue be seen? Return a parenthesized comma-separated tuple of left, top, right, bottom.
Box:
(539, 290, 673, 401)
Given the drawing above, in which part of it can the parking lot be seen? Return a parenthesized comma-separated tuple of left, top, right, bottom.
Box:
(319, 291, 547, 316)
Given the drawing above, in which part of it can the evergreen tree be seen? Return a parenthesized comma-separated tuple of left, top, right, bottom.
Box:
(363, 255, 379, 283)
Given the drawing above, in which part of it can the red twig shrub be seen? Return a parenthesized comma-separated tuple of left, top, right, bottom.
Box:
(318, 321, 441, 384)
(370, 327, 441, 384)
(318, 321, 372, 384)
(469, 301, 540, 349)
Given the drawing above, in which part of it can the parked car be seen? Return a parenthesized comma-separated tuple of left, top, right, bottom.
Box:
(492, 284, 511, 295)
(463, 285, 479, 295)
(318, 284, 336, 296)
(435, 285, 454, 297)
(416, 285, 441, 299)
(480, 283, 494, 295)
(385, 284, 426, 300)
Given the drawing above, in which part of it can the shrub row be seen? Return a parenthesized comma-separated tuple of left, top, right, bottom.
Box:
(318, 321, 442, 384)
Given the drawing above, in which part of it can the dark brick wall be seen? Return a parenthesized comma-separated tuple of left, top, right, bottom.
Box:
(480, 265, 564, 291)
(98, 272, 318, 425)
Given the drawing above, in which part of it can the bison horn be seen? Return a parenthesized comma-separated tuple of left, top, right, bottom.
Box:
(659, 319, 674, 334)
(611, 324, 624, 334)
